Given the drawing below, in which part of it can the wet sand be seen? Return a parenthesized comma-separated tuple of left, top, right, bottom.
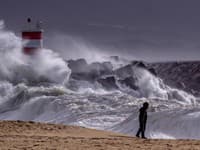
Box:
(0, 121, 200, 150)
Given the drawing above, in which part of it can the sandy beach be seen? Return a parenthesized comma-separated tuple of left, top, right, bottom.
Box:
(0, 121, 199, 150)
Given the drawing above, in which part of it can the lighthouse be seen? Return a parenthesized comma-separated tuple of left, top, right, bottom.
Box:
(22, 18, 43, 54)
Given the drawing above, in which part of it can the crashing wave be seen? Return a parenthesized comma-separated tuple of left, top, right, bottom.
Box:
(0, 20, 199, 139)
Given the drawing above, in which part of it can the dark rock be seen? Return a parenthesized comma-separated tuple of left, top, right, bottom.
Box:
(68, 59, 113, 82)
(97, 76, 118, 90)
(89, 62, 113, 76)
(67, 59, 88, 73)
(110, 56, 120, 61)
(119, 76, 138, 90)
(131, 61, 147, 69)
(148, 68, 157, 76)
(149, 61, 200, 96)
(114, 64, 134, 79)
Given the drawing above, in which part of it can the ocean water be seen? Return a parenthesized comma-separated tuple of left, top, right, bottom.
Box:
(0, 20, 200, 139)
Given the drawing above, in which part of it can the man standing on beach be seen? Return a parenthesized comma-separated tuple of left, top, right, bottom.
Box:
(136, 102, 149, 139)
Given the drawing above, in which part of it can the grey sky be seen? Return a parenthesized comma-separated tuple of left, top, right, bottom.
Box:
(0, 0, 200, 62)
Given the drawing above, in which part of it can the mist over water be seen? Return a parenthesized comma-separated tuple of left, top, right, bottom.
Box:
(0, 20, 70, 84)
(0, 20, 200, 139)
(47, 33, 109, 63)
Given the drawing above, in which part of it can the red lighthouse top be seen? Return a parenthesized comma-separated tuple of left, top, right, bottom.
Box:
(22, 18, 43, 54)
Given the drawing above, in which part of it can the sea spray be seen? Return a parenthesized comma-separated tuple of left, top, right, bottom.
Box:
(134, 67, 196, 105)
(0, 20, 70, 84)
(29, 49, 71, 84)
(0, 20, 199, 139)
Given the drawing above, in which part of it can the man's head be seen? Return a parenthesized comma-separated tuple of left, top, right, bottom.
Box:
(143, 102, 149, 110)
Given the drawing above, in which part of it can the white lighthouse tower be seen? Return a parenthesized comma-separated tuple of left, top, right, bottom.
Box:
(22, 18, 43, 54)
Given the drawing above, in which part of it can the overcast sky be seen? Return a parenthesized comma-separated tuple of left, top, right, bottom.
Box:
(1, 0, 200, 62)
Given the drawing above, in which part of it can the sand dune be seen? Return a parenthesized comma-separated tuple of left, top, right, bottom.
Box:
(0, 121, 200, 150)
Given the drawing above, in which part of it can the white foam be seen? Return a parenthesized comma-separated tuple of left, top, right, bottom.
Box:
(0, 20, 71, 84)
(0, 20, 199, 140)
